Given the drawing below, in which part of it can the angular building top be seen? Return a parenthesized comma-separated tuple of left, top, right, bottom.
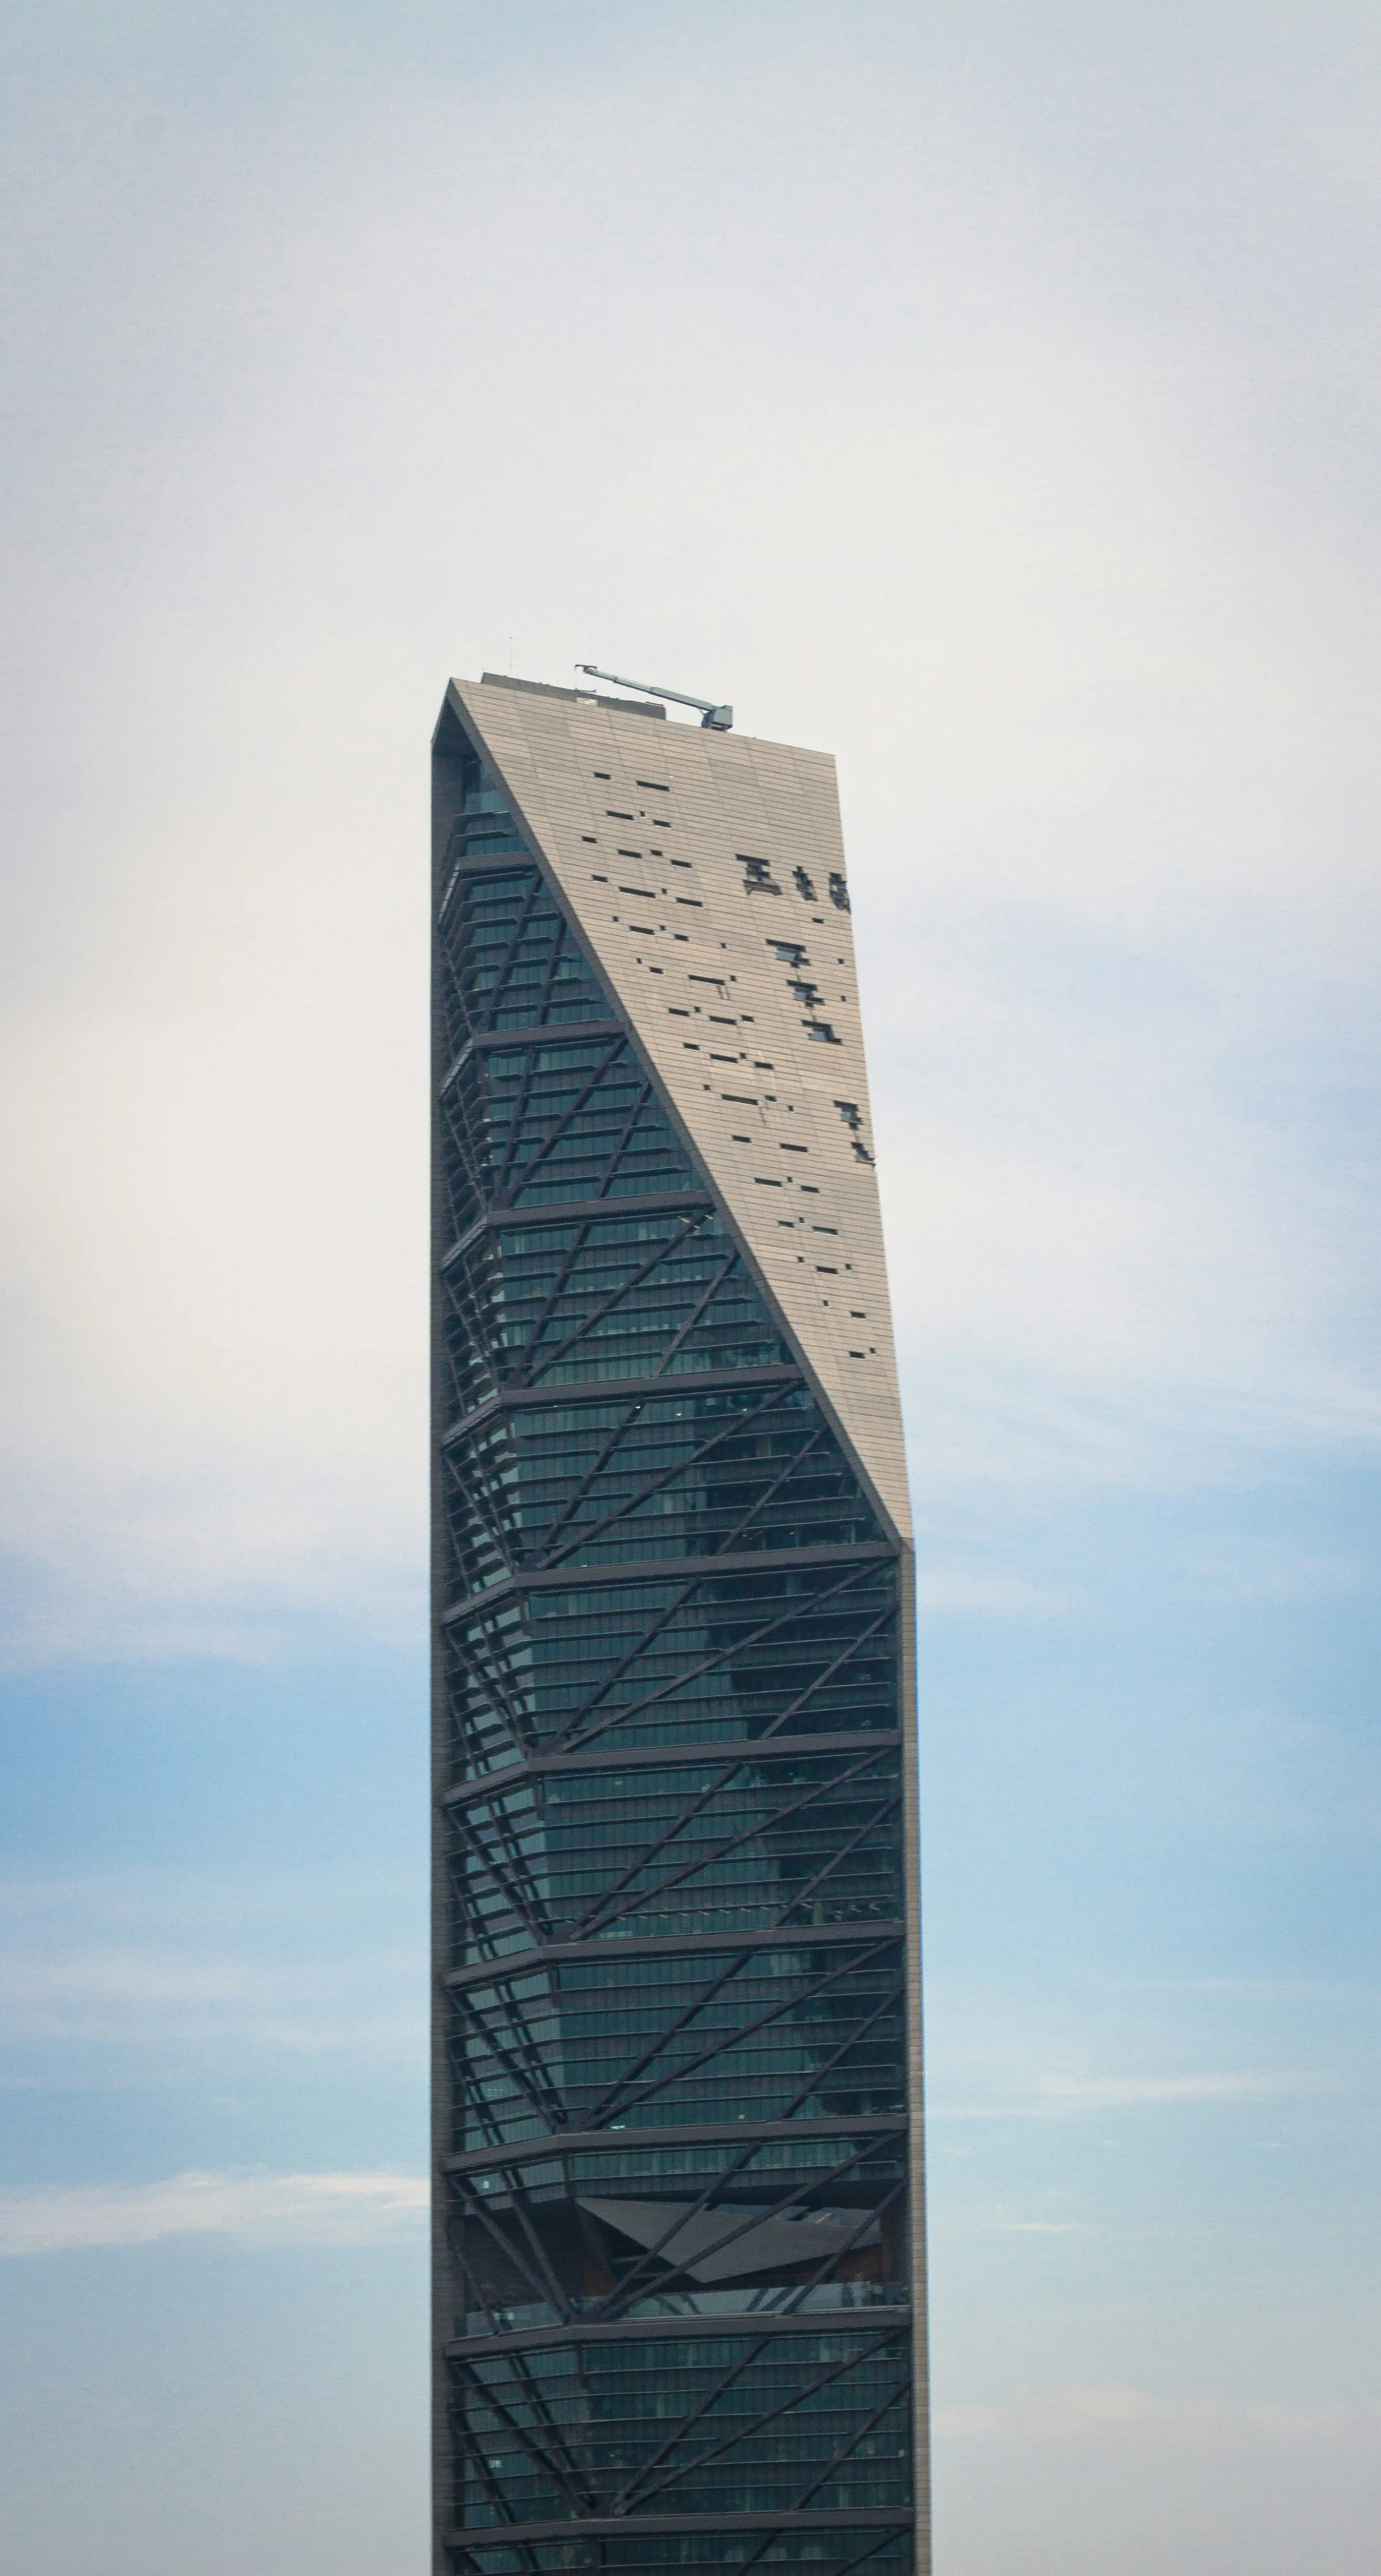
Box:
(442, 673, 911, 1548)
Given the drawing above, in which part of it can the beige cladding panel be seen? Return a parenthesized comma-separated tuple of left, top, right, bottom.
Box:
(448, 676, 912, 1547)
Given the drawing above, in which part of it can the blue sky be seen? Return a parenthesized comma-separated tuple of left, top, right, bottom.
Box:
(2, 5, 1379, 2570)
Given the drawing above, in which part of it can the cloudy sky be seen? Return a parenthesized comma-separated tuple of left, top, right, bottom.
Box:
(3, 5, 1380, 2570)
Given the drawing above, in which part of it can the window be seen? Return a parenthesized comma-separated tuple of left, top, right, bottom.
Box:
(770, 939, 807, 965)
(606, 808, 635, 820)
(740, 854, 779, 895)
(674, 896, 703, 907)
(593, 770, 610, 779)
(829, 872, 850, 911)
(806, 1023, 841, 1044)
(635, 781, 669, 793)
(793, 865, 818, 901)
(780, 1143, 808, 1155)
(834, 1100, 862, 1131)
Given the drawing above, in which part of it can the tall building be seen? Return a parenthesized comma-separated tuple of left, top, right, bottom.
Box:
(431, 673, 927, 2576)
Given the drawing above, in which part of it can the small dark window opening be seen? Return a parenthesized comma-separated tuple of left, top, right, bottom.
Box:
(740, 853, 780, 895)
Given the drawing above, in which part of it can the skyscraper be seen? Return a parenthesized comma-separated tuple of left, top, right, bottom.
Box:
(431, 673, 927, 2576)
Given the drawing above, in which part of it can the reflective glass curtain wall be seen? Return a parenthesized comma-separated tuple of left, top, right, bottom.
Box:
(432, 682, 926, 2576)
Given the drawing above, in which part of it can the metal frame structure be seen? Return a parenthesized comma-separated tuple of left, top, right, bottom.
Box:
(432, 675, 928, 2574)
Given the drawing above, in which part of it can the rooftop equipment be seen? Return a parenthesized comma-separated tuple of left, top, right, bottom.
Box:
(576, 664, 733, 731)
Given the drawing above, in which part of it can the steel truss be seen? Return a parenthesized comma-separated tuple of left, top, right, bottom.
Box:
(432, 765, 915, 2566)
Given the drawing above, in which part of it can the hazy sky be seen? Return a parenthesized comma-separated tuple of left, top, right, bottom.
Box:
(2, 6, 1380, 2572)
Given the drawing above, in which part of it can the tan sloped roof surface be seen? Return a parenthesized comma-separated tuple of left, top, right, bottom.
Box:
(448, 675, 911, 1548)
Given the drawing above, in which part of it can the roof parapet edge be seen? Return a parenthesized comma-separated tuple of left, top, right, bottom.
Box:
(478, 671, 666, 719)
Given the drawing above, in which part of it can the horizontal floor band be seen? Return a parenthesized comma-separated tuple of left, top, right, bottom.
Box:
(442, 2112, 909, 2179)
(440, 1364, 802, 1447)
(442, 1728, 902, 1803)
(466, 1018, 625, 1053)
(442, 1918, 904, 1992)
(433, 849, 533, 884)
(440, 1021, 628, 1088)
(440, 1541, 897, 1622)
(439, 1190, 716, 1268)
(445, 2509, 912, 2547)
(444, 2309, 912, 2361)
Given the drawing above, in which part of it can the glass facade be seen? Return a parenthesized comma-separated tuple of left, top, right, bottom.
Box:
(432, 703, 921, 2575)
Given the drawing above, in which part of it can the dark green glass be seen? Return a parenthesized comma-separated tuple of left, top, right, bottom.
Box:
(433, 793, 914, 2559)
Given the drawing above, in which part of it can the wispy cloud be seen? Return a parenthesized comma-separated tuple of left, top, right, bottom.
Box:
(0, 2168, 429, 2258)
(1035, 2070, 1332, 2110)
(0, 1871, 426, 2074)
(936, 2382, 1381, 2450)
(988, 2219, 1086, 2235)
(932, 2068, 1335, 2120)
(913, 1567, 1074, 1619)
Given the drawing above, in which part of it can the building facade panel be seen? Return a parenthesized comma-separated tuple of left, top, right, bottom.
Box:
(432, 678, 928, 2574)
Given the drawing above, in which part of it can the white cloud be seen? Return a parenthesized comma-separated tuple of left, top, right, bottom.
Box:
(0, 1871, 426, 2070)
(0, 2168, 428, 2258)
(987, 2219, 1085, 2236)
(912, 1567, 1073, 1619)
(0, 6, 1378, 1667)
(936, 2379, 1381, 2449)
(933, 2383, 1381, 2576)
(931, 2069, 1337, 2121)
(1034, 2070, 1332, 2110)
